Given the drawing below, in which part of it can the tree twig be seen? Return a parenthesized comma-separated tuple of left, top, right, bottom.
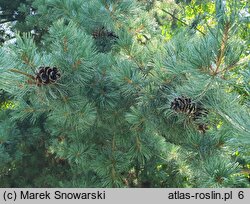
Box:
(162, 9, 205, 35)
(215, 22, 230, 74)
(194, 79, 213, 101)
(218, 110, 250, 134)
(9, 68, 35, 80)
(220, 54, 250, 75)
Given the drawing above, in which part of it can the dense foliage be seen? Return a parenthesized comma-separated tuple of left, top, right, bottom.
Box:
(0, 0, 249, 187)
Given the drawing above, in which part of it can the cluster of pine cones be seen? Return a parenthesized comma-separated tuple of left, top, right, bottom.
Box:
(92, 26, 118, 40)
(35, 66, 61, 85)
(171, 96, 208, 133)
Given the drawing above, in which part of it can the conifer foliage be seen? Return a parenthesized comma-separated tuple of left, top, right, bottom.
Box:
(0, 0, 249, 187)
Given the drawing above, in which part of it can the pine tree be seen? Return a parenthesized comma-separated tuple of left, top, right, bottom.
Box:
(0, 0, 249, 187)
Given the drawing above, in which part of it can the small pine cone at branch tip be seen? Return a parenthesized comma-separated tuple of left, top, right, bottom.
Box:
(35, 66, 61, 85)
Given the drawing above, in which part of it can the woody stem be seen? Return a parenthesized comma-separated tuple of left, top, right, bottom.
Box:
(9, 69, 35, 80)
